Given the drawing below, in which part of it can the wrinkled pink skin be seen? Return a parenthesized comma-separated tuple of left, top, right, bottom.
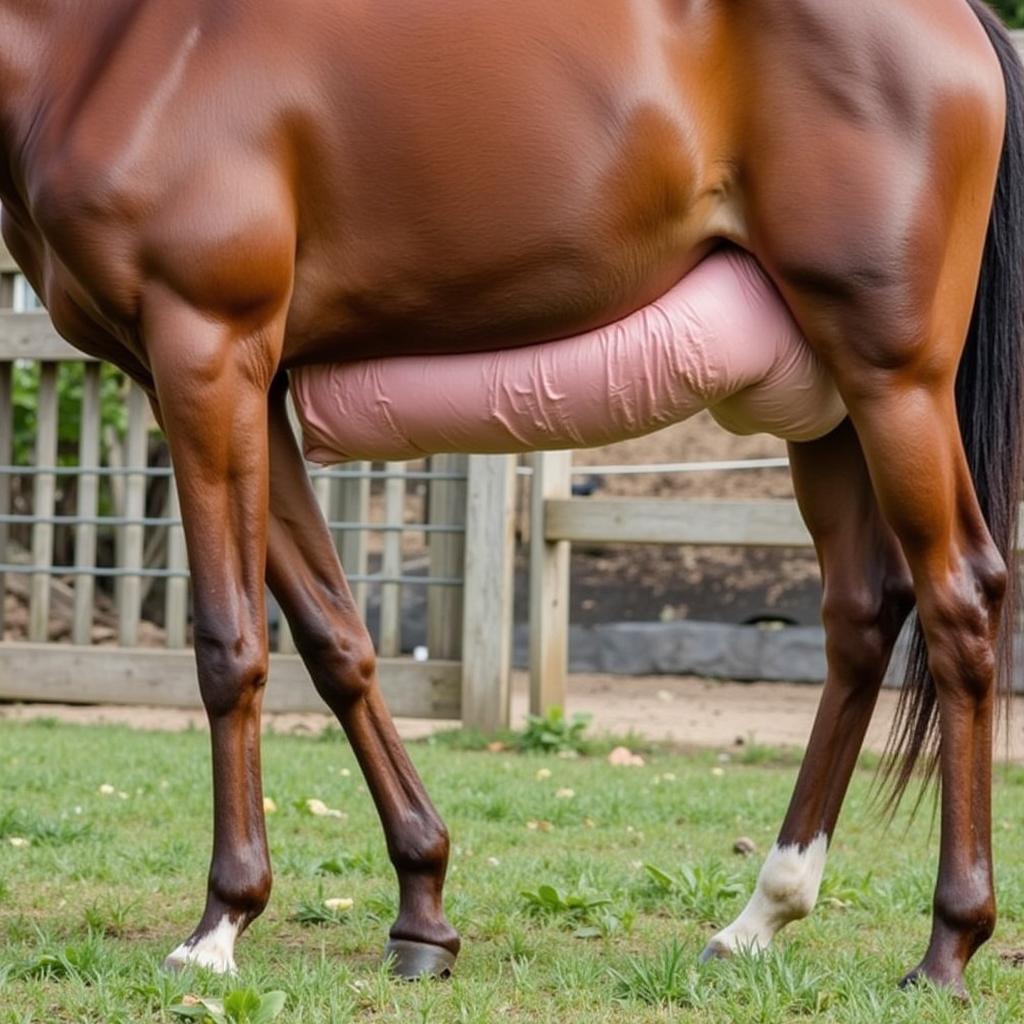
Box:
(293, 249, 846, 464)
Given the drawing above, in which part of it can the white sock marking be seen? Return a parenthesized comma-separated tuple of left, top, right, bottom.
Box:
(707, 832, 828, 955)
(165, 915, 240, 974)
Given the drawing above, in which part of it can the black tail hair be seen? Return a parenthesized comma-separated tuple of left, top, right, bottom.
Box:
(881, 0, 1024, 806)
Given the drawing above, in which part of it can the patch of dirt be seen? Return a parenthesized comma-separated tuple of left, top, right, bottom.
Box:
(4, 671, 1023, 761)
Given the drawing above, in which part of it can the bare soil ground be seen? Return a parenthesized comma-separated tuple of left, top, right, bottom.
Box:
(4, 670, 1024, 760)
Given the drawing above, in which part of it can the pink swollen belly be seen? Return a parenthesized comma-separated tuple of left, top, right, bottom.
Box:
(290, 249, 846, 465)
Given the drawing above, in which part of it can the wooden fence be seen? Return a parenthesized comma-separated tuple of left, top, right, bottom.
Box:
(0, 302, 518, 730)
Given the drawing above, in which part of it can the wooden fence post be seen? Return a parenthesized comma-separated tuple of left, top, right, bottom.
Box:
(71, 363, 101, 645)
(529, 451, 572, 716)
(117, 383, 148, 647)
(379, 462, 407, 656)
(29, 362, 58, 642)
(460, 454, 516, 732)
(0, 361, 11, 638)
(164, 481, 189, 648)
(427, 453, 467, 660)
(335, 463, 370, 619)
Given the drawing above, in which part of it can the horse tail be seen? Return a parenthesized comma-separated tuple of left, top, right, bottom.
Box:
(882, 0, 1024, 808)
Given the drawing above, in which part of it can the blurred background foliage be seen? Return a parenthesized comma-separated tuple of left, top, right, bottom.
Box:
(995, 1, 1024, 27)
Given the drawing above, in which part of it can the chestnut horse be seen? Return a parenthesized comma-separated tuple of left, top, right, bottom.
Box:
(1, 0, 1021, 996)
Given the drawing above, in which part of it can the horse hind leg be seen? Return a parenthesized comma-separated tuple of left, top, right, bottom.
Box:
(704, 421, 913, 959)
(751, 96, 1014, 987)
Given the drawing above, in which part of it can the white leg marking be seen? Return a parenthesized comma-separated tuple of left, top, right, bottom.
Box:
(706, 832, 828, 956)
(164, 915, 240, 974)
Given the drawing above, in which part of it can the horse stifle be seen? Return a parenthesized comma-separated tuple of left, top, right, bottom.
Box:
(1, 0, 1022, 997)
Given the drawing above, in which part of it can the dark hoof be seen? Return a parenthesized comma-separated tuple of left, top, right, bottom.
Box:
(385, 939, 457, 980)
(699, 942, 730, 964)
(899, 967, 968, 1002)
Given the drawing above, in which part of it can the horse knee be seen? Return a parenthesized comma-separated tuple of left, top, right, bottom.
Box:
(193, 627, 268, 717)
(295, 622, 377, 710)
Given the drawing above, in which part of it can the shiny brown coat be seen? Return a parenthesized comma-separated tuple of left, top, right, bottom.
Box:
(0, 0, 1018, 994)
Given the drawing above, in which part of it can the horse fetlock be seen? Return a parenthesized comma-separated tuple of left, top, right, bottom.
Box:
(389, 906, 461, 958)
(208, 856, 272, 921)
(933, 881, 996, 950)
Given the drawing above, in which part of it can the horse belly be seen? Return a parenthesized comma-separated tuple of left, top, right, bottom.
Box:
(290, 250, 846, 465)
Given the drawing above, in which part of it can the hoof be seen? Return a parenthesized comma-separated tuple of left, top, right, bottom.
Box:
(699, 941, 730, 963)
(385, 938, 457, 980)
(162, 950, 237, 976)
(899, 967, 968, 1002)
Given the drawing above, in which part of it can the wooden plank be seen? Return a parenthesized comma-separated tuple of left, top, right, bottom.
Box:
(427, 454, 466, 660)
(545, 498, 813, 547)
(334, 463, 370, 617)
(0, 643, 461, 719)
(164, 481, 189, 648)
(0, 313, 96, 362)
(529, 451, 572, 716)
(29, 363, 58, 641)
(117, 384, 148, 646)
(0, 361, 11, 638)
(71, 363, 101, 645)
(379, 462, 406, 657)
(461, 454, 516, 731)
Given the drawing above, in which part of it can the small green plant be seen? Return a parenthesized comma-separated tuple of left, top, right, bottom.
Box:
(290, 888, 354, 926)
(0, 807, 91, 847)
(817, 871, 872, 911)
(316, 851, 373, 876)
(611, 941, 714, 1008)
(170, 989, 286, 1024)
(83, 896, 138, 937)
(520, 880, 628, 938)
(642, 861, 745, 923)
(14, 935, 105, 982)
(516, 707, 592, 755)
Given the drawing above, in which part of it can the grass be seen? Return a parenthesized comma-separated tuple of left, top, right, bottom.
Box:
(0, 719, 1022, 1021)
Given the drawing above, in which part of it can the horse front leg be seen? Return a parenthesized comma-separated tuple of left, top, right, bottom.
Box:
(704, 420, 913, 958)
(264, 378, 459, 978)
(146, 295, 284, 974)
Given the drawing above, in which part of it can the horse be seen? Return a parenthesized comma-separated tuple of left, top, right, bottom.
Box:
(0, 0, 1021, 997)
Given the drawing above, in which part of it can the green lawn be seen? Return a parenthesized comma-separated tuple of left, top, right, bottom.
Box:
(0, 718, 1022, 1022)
